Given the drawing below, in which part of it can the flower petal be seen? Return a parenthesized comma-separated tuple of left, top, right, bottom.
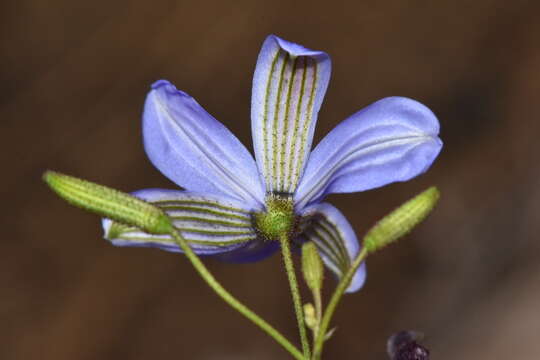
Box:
(143, 80, 265, 208)
(103, 189, 261, 257)
(251, 35, 331, 195)
(214, 240, 280, 264)
(299, 202, 366, 293)
(295, 97, 442, 208)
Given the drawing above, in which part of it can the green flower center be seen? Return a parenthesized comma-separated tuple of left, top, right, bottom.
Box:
(254, 195, 296, 241)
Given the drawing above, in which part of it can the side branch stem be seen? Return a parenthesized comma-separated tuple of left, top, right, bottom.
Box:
(312, 247, 369, 359)
(279, 233, 311, 359)
(170, 229, 304, 360)
(313, 290, 322, 335)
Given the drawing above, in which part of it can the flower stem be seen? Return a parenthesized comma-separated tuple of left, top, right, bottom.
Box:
(279, 233, 311, 359)
(169, 229, 304, 360)
(313, 290, 322, 335)
(312, 247, 369, 359)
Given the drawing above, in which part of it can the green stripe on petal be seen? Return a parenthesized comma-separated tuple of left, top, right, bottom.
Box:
(252, 35, 331, 195)
(299, 202, 366, 293)
(103, 189, 258, 255)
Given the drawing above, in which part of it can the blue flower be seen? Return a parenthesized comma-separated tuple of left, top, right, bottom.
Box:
(103, 35, 442, 292)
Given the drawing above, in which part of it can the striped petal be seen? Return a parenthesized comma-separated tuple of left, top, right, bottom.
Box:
(299, 202, 366, 293)
(143, 80, 265, 209)
(251, 35, 331, 196)
(103, 189, 265, 257)
(295, 97, 442, 208)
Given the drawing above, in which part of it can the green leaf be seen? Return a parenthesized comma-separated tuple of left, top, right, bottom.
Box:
(43, 170, 173, 235)
(363, 186, 440, 253)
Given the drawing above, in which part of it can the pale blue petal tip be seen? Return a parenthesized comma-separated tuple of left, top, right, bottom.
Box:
(151, 79, 171, 89)
(267, 34, 327, 58)
(150, 79, 190, 97)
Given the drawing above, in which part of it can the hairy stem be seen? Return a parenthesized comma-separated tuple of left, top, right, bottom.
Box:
(279, 233, 311, 359)
(169, 229, 304, 360)
(312, 247, 369, 359)
(313, 290, 322, 335)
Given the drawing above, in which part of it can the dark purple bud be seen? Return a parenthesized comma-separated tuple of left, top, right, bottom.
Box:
(394, 341, 429, 360)
(387, 331, 430, 360)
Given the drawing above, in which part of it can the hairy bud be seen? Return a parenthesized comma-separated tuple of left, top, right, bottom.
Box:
(43, 170, 173, 234)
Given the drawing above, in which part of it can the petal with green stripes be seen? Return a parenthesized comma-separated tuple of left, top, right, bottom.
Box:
(251, 35, 331, 196)
(103, 189, 260, 256)
(298, 202, 366, 293)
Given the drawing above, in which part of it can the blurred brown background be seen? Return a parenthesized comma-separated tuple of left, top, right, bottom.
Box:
(2, 0, 540, 359)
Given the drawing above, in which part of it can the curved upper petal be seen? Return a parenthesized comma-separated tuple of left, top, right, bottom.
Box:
(295, 97, 442, 208)
(251, 35, 331, 195)
(103, 188, 261, 257)
(143, 80, 265, 209)
(299, 202, 366, 293)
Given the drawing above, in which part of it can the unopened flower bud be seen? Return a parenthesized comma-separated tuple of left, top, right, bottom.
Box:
(364, 187, 440, 253)
(43, 170, 173, 235)
(301, 242, 324, 293)
(303, 303, 317, 330)
(387, 330, 430, 360)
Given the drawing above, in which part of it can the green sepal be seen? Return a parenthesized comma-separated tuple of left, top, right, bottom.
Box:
(43, 170, 173, 235)
(363, 186, 440, 253)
